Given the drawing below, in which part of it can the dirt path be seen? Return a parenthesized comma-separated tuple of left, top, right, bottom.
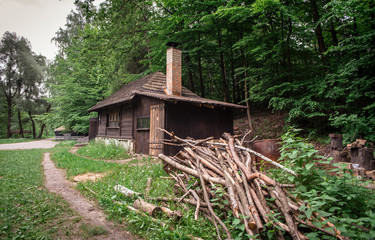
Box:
(0, 138, 59, 150)
(42, 152, 137, 240)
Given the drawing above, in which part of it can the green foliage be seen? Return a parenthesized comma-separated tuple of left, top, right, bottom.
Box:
(0, 150, 79, 239)
(47, 0, 375, 136)
(51, 150, 124, 178)
(77, 139, 131, 160)
(79, 223, 108, 237)
(51, 145, 219, 239)
(276, 128, 375, 239)
(0, 32, 48, 138)
(330, 113, 375, 142)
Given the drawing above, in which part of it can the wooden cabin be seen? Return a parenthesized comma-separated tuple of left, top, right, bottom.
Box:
(88, 44, 245, 156)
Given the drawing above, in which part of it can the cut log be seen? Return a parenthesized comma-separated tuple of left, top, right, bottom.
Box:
(133, 198, 162, 217)
(114, 185, 141, 198)
(158, 154, 226, 185)
(160, 206, 182, 219)
(366, 170, 375, 180)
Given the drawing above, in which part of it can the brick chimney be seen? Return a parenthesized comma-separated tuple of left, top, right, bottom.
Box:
(165, 42, 182, 96)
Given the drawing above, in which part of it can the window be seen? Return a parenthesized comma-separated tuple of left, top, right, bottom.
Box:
(109, 112, 119, 122)
(108, 112, 119, 128)
(137, 117, 150, 130)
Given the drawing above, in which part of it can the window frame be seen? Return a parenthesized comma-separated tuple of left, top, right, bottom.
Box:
(107, 112, 120, 128)
(136, 117, 150, 131)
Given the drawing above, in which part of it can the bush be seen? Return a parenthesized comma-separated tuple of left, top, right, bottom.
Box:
(277, 128, 375, 239)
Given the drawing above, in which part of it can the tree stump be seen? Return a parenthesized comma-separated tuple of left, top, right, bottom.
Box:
(329, 134, 344, 163)
(351, 147, 374, 171)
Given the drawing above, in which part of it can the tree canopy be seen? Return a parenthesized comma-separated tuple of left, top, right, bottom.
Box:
(0, 31, 47, 138)
(48, 0, 375, 141)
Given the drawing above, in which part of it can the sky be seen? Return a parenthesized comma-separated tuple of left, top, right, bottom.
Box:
(0, 0, 100, 61)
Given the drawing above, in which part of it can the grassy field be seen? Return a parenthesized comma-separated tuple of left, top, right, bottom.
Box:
(0, 149, 81, 239)
(0, 141, 223, 239)
(51, 147, 219, 239)
(0, 138, 36, 144)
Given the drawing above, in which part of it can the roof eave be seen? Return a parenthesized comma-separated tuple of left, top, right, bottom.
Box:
(133, 91, 247, 109)
(88, 95, 135, 112)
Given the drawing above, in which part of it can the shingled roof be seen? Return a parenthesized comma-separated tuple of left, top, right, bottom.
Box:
(89, 71, 246, 111)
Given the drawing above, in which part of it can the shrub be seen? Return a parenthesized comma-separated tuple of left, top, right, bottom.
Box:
(277, 128, 375, 239)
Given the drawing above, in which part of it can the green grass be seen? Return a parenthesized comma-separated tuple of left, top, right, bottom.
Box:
(76, 140, 131, 160)
(0, 149, 82, 239)
(80, 165, 217, 239)
(54, 140, 77, 147)
(51, 150, 127, 178)
(79, 223, 108, 237)
(0, 138, 36, 144)
(51, 148, 218, 239)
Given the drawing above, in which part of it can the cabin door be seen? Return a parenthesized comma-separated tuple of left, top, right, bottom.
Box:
(149, 104, 165, 156)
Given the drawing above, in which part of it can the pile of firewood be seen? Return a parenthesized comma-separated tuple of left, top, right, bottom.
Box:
(158, 129, 345, 240)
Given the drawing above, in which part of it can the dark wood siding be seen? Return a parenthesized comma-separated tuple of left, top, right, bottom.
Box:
(165, 102, 233, 155)
(98, 110, 107, 136)
(121, 104, 133, 139)
(133, 96, 163, 154)
(89, 117, 98, 140)
(106, 106, 121, 137)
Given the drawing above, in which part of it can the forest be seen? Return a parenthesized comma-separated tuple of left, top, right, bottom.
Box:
(1, 0, 374, 141)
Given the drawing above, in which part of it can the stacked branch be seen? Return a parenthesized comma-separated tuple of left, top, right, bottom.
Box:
(158, 130, 345, 240)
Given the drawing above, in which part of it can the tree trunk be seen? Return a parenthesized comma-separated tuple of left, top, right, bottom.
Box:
(241, 53, 253, 130)
(286, 17, 293, 82)
(197, 34, 205, 98)
(309, 0, 328, 65)
(37, 124, 45, 139)
(217, 28, 230, 103)
(330, 21, 338, 46)
(28, 111, 36, 139)
(230, 47, 238, 103)
(184, 54, 195, 92)
(6, 98, 12, 138)
(37, 104, 51, 139)
(18, 110, 24, 138)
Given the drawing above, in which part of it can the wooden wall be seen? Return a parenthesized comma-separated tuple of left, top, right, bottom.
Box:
(98, 110, 107, 136)
(95, 97, 233, 156)
(121, 103, 133, 138)
(132, 96, 163, 154)
(107, 106, 121, 137)
(164, 102, 233, 155)
(97, 103, 133, 139)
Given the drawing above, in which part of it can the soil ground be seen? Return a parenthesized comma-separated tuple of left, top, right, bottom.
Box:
(234, 111, 287, 140)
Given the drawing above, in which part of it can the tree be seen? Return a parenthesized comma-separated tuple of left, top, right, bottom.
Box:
(0, 32, 45, 138)
(49, 0, 153, 133)
(48, 0, 375, 140)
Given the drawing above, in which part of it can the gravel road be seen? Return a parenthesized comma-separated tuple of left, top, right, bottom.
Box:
(0, 138, 59, 150)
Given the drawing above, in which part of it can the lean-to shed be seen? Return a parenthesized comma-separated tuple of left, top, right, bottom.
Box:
(88, 43, 246, 156)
